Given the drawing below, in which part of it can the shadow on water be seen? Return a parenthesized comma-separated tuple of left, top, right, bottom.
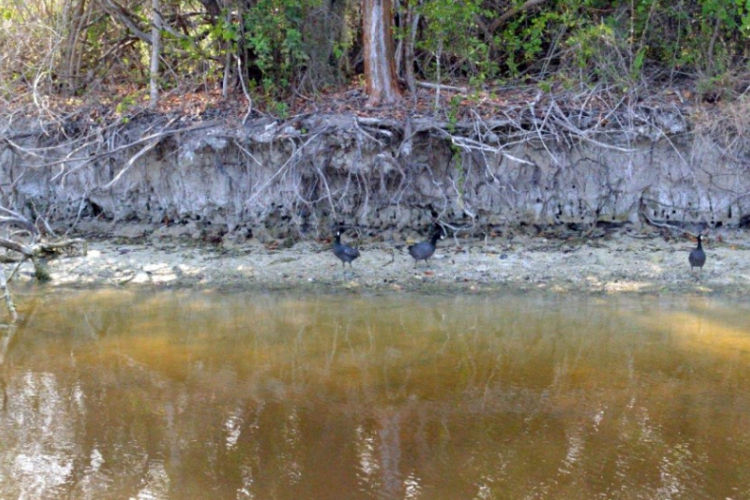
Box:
(1, 290, 750, 499)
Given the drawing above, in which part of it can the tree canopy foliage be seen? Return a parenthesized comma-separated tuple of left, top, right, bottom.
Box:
(2, 0, 750, 115)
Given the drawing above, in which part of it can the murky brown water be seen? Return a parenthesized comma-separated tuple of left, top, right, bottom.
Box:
(1, 290, 750, 499)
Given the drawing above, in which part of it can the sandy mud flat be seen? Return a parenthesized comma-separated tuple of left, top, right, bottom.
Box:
(16, 224, 750, 296)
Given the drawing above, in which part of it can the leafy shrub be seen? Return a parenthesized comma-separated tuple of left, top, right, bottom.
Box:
(243, 0, 309, 96)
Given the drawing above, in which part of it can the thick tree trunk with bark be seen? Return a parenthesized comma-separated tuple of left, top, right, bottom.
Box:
(362, 0, 402, 106)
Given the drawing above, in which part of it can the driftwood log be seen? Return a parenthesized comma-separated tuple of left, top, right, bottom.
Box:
(0, 208, 87, 321)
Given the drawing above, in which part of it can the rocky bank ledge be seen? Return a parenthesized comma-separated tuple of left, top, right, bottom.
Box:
(15, 223, 750, 296)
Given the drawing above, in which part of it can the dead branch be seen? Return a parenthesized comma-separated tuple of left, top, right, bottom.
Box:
(0, 208, 87, 316)
(100, 0, 153, 43)
(416, 81, 469, 94)
(103, 137, 161, 189)
(38, 238, 88, 256)
(0, 266, 17, 322)
(0, 322, 17, 363)
(0, 237, 33, 257)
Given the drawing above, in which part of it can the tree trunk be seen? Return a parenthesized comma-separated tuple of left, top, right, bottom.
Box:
(404, 0, 419, 99)
(149, 0, 161, 109)
(63, 0, 86, 94)
(362, 0, 402, 106)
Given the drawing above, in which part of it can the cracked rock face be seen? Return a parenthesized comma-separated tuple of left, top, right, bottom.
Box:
(2, 118, 747, 239)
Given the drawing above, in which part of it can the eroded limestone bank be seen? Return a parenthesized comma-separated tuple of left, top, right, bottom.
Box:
(2, 111, 748, 242)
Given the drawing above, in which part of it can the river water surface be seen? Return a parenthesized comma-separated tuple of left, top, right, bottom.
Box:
(1, 289, 750, 499)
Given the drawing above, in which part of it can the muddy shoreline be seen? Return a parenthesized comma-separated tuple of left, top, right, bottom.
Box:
(13, 224, 750, 297)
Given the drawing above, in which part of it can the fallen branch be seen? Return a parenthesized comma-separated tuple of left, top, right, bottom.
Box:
(37, 238, 88, 255)
(0, 237, 32, 257)
(416, 81, 469, 93)
(0, 266, 17, 322)
(0, 211, 88, 314)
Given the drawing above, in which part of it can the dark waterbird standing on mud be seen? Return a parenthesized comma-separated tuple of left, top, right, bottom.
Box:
(689, 234, 706, 274)
(408, 229, 444, 267)
(333, 229, 360, 268)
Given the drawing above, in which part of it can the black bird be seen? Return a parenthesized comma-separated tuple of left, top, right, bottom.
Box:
(333, 229, 360, 268)
(689, 235, 706, 273)
(408, 230, 444, 267)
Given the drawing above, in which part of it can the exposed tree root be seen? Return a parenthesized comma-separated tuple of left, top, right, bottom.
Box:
(1, 85, 749, 244)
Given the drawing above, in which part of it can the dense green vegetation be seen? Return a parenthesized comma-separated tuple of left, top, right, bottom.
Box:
(2, 0, 750, 113)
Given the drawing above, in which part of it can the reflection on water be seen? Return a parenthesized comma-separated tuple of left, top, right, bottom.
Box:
(1, 290, 750, 499)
